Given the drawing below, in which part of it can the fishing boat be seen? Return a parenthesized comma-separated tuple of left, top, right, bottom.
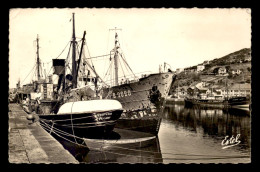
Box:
(33, 13, 124, 139)
(184, 96, 250, 109)
(39, 99, 123, 139)
(97, 28, 176, 135)
(35, 13, 175, 136)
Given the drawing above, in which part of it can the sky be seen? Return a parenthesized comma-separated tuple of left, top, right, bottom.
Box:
(9, 8, 251, 88)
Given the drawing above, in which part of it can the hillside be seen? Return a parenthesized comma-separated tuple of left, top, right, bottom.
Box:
(169, 48, 251, 94)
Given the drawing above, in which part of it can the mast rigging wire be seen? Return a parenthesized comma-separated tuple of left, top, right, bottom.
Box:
(20, 64, 36, 85)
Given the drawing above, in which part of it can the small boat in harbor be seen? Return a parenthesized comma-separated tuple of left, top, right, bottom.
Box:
(166, 95, 185, 104)
(184, 96, 250, 109)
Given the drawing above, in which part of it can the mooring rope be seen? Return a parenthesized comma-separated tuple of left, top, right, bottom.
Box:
(37, 120, 250, 162)
(70, 102, 77, 143)
(40, 118, 116, 128)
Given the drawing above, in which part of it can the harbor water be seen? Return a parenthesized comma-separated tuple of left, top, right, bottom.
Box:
(52, 103, 251, 164)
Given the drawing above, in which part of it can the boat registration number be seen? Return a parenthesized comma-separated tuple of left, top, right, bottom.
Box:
(112, 90, 131, 98)
(94, 112, 112, 121)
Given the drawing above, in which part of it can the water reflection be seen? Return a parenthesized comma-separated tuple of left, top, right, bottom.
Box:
(162, 104, 251, 153)
(52, 131, 163, 163)
(49, 104, 251, 163)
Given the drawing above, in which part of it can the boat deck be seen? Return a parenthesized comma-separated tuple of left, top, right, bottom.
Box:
(8, 103, 78, 164)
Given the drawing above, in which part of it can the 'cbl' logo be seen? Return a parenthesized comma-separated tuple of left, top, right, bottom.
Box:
(221, 134, 241, 149)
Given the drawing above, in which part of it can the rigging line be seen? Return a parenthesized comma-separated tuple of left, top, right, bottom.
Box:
(84, 40, 94, 67)
(46, 42, 72, 77)
(45, 40, 72, 64)
(40, 122, 78, 139)
(109, 58, 114, 86)
(119, 52, 137, 79)
(103, 60, 113, 81)
(83, 58, 109, 86)
(78, 43, 108, 86)
(118, 56, 126, 80)
(103, 30, 111, 79)
(39, 120, 83, 139)
(54, 41, 71, 60)
(31, 66, 37, 82)
(40, 123, 84, 142)
(21, 64, 37, 85)
(120, 54, 131, 76)
(85, 54, 112, 59)
(70, 101, 77, 143)
(65, 42, 73, 73)
(39, 123, 89, 147)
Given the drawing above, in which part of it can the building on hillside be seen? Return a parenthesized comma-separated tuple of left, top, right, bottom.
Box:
(172, 86, 188, 98)
(220, 83, 251, 97)
(218, 67, 227, 75)
(197, 65, 205, 72)
(184, 68, 196, 74)
(176, 68, 184, 74)
(231, 69, 242, 75)
(197, 88, 208, 99)
(203, 60, 210, 65)
(244, 56, 251, 62)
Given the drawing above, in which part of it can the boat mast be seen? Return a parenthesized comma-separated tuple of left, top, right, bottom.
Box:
(75, 31, 86, 86)
(110, 27, 122, 86)
(71, 13, 77, 88)
(36, 34, 41, 81)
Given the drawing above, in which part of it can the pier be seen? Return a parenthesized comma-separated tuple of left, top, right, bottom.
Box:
(8, 103, 78, 164)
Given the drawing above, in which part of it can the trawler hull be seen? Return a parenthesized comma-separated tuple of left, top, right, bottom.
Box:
(38, 100, 124, 139)
(38, 109, 123, 139)
(100, 72, 176, 135)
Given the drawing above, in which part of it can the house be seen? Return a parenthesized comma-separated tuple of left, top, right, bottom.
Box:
(203, 60, 210, 65)
(176, 68, 184, 74)
(218, 67, 227, 75)
(197, 65, 205, 72)
(205, 86, 224, 99)
(245, 57, 251, 62)
(231, 69, 242, 75)
(197, 88, 208, 99)
(221, 83, 251, 97)
(172, 86, 188, 98)
(184, 68, 196, 74)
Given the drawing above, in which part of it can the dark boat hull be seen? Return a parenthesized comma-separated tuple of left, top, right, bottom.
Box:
(185, 96, 250, 109)
(100, 72, 176, 135)
(38, 109, 123, 139)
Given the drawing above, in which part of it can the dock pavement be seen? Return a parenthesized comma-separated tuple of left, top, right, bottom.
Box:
(8, 103, 79, 164)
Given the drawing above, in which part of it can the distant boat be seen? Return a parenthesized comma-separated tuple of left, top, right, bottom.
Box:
(166, 83, 184, 104)
(166, 95, 185, 104)
(184, 96, 250, 109)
